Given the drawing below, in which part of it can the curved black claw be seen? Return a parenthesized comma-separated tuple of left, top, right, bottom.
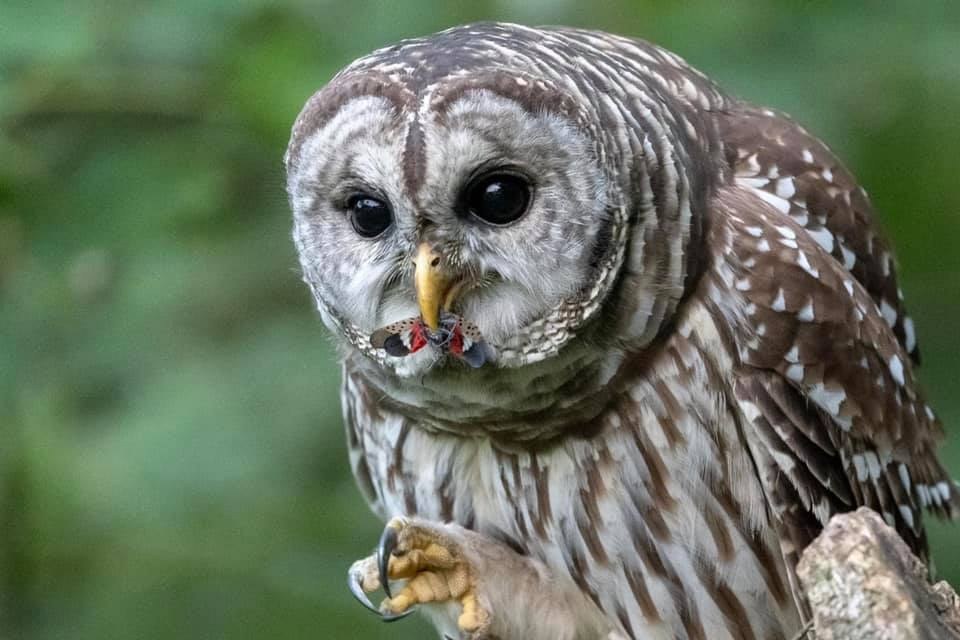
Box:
(381, 607, 416, 623)
(377, 524, 400, 599)
(347, 567, 380, 615)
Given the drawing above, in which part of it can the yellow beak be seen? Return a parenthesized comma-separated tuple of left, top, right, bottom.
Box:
(414, 243, 460, 331)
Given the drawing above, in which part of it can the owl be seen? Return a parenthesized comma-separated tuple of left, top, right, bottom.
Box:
(285, 22, 958, 640)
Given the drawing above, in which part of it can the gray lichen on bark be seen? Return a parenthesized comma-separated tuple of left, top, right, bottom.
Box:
(797, 507, 960, 640)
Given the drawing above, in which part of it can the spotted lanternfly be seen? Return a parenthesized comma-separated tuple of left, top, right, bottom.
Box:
(370, 312, 493, 368)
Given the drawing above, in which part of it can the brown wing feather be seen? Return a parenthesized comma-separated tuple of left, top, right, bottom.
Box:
(719, 106, 920, 363)
(708, 183, 956, 562)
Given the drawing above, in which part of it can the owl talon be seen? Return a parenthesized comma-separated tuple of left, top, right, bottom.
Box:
(377, 519, 403, 598)
(347, 562, 380, 615)
(347, 553, 419, 621)
(381, 607, 417, 623)
(369, 518, 489, 634)
(347, 556, 384, 615)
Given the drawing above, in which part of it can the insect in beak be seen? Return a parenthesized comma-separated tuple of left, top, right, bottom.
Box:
(370, 311, 493, 368)
(369, 243, 492, 367)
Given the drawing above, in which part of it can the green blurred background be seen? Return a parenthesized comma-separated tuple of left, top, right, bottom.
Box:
(1, 1, 958, 638)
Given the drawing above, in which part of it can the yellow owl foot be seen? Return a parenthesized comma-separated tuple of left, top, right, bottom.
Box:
(348, 517, 490, 636)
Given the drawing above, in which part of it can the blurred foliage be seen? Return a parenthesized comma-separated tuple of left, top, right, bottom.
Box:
(1, 1, 958, 639)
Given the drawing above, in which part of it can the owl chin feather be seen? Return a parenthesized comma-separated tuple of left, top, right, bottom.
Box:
(385, 348, 444, 379)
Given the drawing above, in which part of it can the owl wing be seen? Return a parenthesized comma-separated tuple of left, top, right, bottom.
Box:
(718, 106, 921, 363)
(708, 171, 957, 570)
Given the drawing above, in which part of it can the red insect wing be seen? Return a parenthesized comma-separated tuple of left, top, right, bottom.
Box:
(449, 324, 464, 355)
(408, 322, 428, 353)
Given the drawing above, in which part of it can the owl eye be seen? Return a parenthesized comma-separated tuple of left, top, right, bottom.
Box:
(464, 173, 531, 226)
(347, 194, 393, 238)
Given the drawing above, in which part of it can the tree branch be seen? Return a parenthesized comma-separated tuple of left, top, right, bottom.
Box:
(797, 507, 960, 639)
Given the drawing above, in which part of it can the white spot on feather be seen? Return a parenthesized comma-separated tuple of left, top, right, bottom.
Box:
(853, 455, 868, 482)
(810, 382, 845, 416)
(807, 227, 835, 253)
(880, 300, 898, 328)
(900, 505, 915, 529)
(753, 188, 792, 214)
(772, 288, 787, 311)
(802, 149, 814, 163)
(785, 345, 799, 363)
(772, 450, 797, 473)
(786, 363, 804, 383)
(898, 464, 912, 493)
(840, 244, 856, 270)
(775, 225, 797, 239)
(888, 355, 905, 387)
(797, 251, 819, 278)
(937, 482, 952, 503)
(918, 485, 930, 508)
(775, 178, 796, 199)
(864, 451, 882, 480)
(844, 280, 855, 296)
(904, 317, 916, 353)
(739, 177, 770, 189)
(797, 299, 815, 322)
(745, 226, 763, 237)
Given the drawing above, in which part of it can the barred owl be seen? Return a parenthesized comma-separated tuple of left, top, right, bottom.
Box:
(285, 23, 958, 640)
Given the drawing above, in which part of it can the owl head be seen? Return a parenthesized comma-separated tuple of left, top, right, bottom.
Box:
(286, 23, 713, 379)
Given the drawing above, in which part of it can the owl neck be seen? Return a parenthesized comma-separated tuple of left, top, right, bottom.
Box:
(344, 340, 628, 444)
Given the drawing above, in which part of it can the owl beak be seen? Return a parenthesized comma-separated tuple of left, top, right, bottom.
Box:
(414, 242, 461, 331)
